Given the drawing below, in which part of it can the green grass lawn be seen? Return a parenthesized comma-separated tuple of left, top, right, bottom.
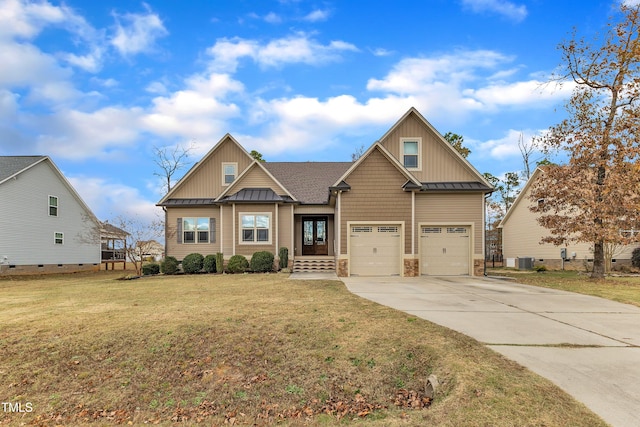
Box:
(489, 268, 640, 307)
(0, 271, 607, 426)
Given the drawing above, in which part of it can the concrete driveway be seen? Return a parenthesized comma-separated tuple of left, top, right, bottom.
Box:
(342, 276, 640, 427)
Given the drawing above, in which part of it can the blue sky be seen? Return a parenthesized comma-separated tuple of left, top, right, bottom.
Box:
(0, 0, 630, 223)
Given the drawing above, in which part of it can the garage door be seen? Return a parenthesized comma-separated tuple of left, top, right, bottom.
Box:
(350, 225, 402, 276)
(421, 226, 470, 275)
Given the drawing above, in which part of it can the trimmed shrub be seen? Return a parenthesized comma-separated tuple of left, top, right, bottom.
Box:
(182, 253, 204, 274)
(279, 247, 289, 270)
(215, 252, 224, 273)
(227, 255, 249, 273)
(161, 256, 179, 275)
(251, 251, 275, 273)
(203, 255, 217, 273)
(632, 248, 640, 269)
(142, 263, 160, 276)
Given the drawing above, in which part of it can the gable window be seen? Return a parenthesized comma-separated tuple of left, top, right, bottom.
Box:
(401, 138, 421, 170)
(49, 196, 58, 216)
(54, 232, 64, 245)
(182, 217, 212, 244)
(241, 213, 271, 244)
(223, 163, 237, 185)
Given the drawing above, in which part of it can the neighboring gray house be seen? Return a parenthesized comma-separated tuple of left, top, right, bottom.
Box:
(0, 156, 101, 275)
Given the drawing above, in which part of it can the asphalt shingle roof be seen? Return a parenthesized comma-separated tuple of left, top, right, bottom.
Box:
(0, 156, 46, 183)
(264, 162, 352, 204)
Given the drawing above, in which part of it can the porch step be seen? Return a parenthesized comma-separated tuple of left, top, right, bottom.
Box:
(293, 257, 336, 273)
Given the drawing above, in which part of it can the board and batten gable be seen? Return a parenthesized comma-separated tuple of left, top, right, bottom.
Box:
(163, 135, 253, 201)
(0, 159, 100, 266)
(339, 146, 413, 255)
(378, 109, 479, 183)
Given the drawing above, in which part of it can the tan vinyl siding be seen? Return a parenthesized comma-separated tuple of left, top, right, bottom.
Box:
(379, 113, 477, 183)
(501, 183, 596, 261)
(165, 207, 220, 261)
(278, 204, 293, 255)
(415, 193, 484, 255)
(169, 137, 252, 199)
(222, 205, 233, 255)
(232, 165, 287, 194)
(340, 148, 412, 254)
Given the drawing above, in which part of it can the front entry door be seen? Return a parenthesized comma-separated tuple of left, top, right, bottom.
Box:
(302, 217, 328, 255)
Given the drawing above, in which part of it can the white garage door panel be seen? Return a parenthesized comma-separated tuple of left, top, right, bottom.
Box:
(350, 225, 401, 276)
(421, 226, 470, 275)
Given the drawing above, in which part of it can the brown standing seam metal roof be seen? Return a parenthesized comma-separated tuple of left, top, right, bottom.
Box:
(220, 188, 293, 203)
(159, 198, 217, 206)
(421, 182, 493, 192)
(263, 162, 352, 204)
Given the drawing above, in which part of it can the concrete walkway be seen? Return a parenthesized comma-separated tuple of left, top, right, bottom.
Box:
(342, 276, 640, 427)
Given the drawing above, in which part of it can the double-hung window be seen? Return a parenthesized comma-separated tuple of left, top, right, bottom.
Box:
(241, 214, 270, 244)
(401, 138, 421, 170)
(49, 196, 58, 216)
(182, 218, 211, 243)
(222, 163, 237, 185)
(54, 232, 64, 245)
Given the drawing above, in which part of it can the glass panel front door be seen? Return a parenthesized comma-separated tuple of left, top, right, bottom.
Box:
(302, 217, 328, 255)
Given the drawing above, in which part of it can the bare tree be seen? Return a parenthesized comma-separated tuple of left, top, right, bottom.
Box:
(530, 4, 640, 278)
(108, 215, 165, 276)
(153, 143, 194, 194)
(351, 144, 366, 161)
(518, 133, 538, 180)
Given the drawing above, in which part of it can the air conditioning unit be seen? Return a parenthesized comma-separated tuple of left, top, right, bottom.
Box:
(518, 257, 534, 270)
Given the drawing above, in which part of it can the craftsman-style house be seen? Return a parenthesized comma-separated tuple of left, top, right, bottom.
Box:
(157, 108, 493, 276)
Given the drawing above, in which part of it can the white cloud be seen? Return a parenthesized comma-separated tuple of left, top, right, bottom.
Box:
(110, 4, 168, 56)
(141, 73, 243, 143)
(35, 106, 144, 159)
(473, 129, 544, 161)
(461, 0, 528, 22)
(206, 33, 358, 72)
(303, 9, 331, 22)
(68, 175, 161, 224)
(465, 79, 574, 108)
(264, 12, 282, 24)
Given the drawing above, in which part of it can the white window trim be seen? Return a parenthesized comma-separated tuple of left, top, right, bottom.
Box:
(48, 195, 58, 217)
(54, 232, 64, 245)
(401, 137, 422, 171)
(182, 217, 210, 244)
(222, 162, 238, 186)
(239, 212, 272, 245)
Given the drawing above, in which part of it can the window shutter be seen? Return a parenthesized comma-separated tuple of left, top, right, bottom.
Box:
(177, 218, 182, 244)
(210, 218, 216, 243)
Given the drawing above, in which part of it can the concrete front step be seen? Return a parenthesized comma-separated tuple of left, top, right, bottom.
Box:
(293, 258, 336, 273)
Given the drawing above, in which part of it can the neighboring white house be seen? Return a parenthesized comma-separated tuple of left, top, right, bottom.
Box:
(0, 156, 101, 275)
(500, 167, 635, 271)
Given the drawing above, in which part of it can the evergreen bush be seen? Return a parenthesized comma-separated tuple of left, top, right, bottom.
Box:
(227, 255, 249, 273)
(160, 256, 179, 275)
(279, 247, 289, 270)
(203, 254, 217, 273)
(251, 251, 274, 272)
(182, 253, 204, 274)
(215, 252, 224, 273)
(142, 263, 160, 275)
(632, 247, 640, 268)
